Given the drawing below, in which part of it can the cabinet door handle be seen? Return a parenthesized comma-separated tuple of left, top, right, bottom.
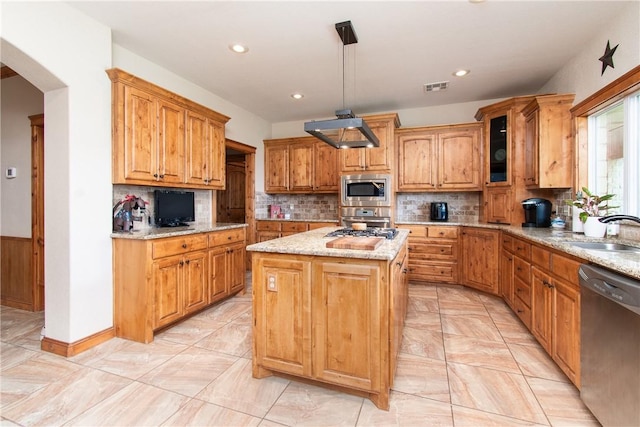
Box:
(153, 173, 158, 178)
(182, 243, 187, 249)
(159, 174, 165, 179)
(517, 309, 524, 314)
(179, 261, 184, 266)
(185, 260, 190, 265)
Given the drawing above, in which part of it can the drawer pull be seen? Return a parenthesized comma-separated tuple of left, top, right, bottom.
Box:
(179, 260, 184, 266)
(185, 260, 190, 265)
(182, 243, 187, 249)
(517, 309, 524, 314)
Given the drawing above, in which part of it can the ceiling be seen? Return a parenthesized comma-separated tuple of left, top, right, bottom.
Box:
(67, 1, 630, 123)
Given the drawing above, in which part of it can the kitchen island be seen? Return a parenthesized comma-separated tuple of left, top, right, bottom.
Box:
(246, 227, 409, 410)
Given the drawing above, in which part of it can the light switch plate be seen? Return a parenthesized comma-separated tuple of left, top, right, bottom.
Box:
(5, 167, 16, 179)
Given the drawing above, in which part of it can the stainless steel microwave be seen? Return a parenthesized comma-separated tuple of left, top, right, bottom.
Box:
(341, 174, 392, 207)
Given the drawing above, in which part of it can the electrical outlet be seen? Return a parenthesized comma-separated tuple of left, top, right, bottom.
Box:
(267, 275, 277, 292)
(289, 204, 294, 210)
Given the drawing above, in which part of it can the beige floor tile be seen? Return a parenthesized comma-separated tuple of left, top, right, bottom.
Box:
(436, 285, 483, 303)
(0, 309, 43, 343)
(404, 311, 442, 331)
(508, 343, 569, 382)
(67, 336, 132, 365)
(438, 300, 489, 316)
(265, 381, 363, 427)
(443, 334, 520, 373)
(392, 352, 450, 403)
(138, 347, 238, 397)
(448, 362, 548, 425)
(155, 316, 228, 345)
(407, 295, 440, 315)
(84, 338, 188, 380)
(400, 327, 445, 360)
(257, 419, 288, 427)
(197, 358, 289, 418)
(0, 352, 84, 409)
(451, 405, 549, 426)
(64, 381, 190, 426)
(2, 367, 131, 426)
(526, 377, 599, 426)
(0, 417, 21, 426)
(441, 314, 503, 342)
(488, 308, 521, 324)
(194, 319, 252, 357)
(160, 398, 262, 426)
(358, 391, 453, 427)
(199, 299, 252, 323)
(493, 319, 540, 347)
(408, 283, 439, 299)
(0, 342, 38, 371)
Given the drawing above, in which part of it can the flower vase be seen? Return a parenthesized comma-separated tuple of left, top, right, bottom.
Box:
(572, 207, 584, 233)
(583, 216, 607, 238)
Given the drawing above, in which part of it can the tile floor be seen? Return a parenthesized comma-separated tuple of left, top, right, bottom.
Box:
(1, 276, 599, 426)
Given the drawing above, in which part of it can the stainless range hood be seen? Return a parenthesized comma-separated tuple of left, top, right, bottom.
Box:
(304, 109, 379, 149)
(304, 21, 379, 149)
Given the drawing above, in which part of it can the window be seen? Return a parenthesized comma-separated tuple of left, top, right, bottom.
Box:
(587, 89, 640, 216)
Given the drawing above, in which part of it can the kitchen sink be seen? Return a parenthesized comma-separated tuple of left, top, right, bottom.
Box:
(570, 242, 640, 253)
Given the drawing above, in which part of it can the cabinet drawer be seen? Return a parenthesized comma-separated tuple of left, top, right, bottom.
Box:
(408, 262, 458, 283)
(513, 239, 531, 260)
(514, 256, 530, 283)
(502, 234, 514, 251)
(513, 294, 531, 329)
(401, 225, 427, 238)
(308, 222, 339, 230)
(208, 228, 245, 247)
(427, 226, 458, 239)
(152, 235, 207, 259)
(257, 221, 281, 231)
(408, 241, 458, 260)
(514, 276, 531, 307)
(282, 222, 308, 233)
(551, 254, 580, 285)
(531, 245, 550, 269)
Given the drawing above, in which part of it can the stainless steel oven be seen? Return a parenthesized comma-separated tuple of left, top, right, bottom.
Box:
(341, 174, 391, 207)
(341, 207, 392, 229)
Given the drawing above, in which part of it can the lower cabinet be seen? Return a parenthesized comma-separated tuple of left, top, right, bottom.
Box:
(256, 220, 339, 242)
(252, 245, 407, 410)
(398, 225, 460, 284)
(113, 227, 246, 343)
(461, 228, 500, 295)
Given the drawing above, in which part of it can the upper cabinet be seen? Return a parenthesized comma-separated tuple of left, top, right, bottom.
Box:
(522, 94, 575, 189)
(264, 136, 339, 194)
(340, 113, 400, 173)
(396, 123, 482, 192)
(107, 68, 230, 189)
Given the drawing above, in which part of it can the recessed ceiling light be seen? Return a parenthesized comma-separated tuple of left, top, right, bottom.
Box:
(229, 44, 249, 54)
(291, 93, 304, 100)
(453, 69, 470, 77)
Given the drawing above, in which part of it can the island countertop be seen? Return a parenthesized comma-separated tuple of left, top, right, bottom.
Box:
(111, 223, 247, 240)
(246, 227, 410, 261)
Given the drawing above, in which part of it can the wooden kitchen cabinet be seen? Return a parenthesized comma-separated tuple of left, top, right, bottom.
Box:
(461, 228, 499, 295)
(530, 244, 581, 386)
(112, 227, 246, 343)
(264, 137, 338, 193)
(522, 94, 574, 189)
(107, 68, 230, 189)
(476, 96, 556, 225)
(396, 123, 482, 192)
(398, 224, 460, 284)
(252, 243, 407, 410)
(340, 113, 400, 173)
(256, 220, 339, 242)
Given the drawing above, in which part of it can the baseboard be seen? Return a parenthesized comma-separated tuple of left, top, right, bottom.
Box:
(41, 327, 115, 357)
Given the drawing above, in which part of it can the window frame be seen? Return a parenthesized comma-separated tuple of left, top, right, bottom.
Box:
(571, 66, 640, 216)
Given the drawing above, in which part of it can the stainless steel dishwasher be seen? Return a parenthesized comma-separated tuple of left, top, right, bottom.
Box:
(579, 264, 640, 427)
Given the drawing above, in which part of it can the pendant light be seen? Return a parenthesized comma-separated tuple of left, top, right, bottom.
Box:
(304, 21, 379, 149)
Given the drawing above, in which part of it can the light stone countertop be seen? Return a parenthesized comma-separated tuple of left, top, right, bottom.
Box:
(246, 227, 410, 261)
(396, 221, 640, 280)
(111, 223, 247, 240)
(255, 218, 339, 223)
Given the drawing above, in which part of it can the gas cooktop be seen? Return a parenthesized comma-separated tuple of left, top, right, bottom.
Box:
(325, 227, 399, 240)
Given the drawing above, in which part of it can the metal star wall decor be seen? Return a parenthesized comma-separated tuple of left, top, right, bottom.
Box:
(599, 40, 618, 75)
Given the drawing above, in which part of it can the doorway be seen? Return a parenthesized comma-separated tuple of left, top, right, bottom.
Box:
(216, 139, 256, 252)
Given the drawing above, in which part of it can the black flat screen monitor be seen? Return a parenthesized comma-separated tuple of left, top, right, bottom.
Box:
(154, 190, 195, 227)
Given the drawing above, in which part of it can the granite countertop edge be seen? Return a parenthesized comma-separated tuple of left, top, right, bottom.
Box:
(247, 227, 410, 261)
(255, 218, 339, 223)
(111, 223, 248, 240)
(396, 221, 640, 280)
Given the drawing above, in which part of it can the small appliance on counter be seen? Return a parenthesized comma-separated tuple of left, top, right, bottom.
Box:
(430, 202, 449, 221)
(521, 198, 552, 227)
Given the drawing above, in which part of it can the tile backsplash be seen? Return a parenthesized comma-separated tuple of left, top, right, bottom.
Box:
(395, 192, 481, 223)
(256, 192, 339, 221)
(113, 185, 212, 231)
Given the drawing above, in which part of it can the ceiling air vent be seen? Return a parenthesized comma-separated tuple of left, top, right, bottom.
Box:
(424, 81, 449, 92)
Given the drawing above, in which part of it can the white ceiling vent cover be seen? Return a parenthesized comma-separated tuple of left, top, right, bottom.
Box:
(424, 81, 449, 92)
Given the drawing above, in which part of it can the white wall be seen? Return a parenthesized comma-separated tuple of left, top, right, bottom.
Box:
(1, 1, 113, 342)
(540, 1, 639, 102)
(112, 45, 272, 193)
(0, 75, 43, 238)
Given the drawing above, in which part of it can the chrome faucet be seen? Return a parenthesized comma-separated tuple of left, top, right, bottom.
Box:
(599, 215, 640, 224)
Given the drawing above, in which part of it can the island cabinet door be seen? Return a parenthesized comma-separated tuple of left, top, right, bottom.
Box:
(253, 257, 312, 377)
(311, 261, 384, 392)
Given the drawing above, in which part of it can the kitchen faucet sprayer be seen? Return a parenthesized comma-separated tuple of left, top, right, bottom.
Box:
(599, 215, 640, 224)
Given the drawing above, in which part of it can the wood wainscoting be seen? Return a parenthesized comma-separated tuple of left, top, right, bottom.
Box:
(1, 236, 35, 311)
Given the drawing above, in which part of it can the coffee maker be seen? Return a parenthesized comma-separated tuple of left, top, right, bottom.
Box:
(521, 198, 552, 227)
